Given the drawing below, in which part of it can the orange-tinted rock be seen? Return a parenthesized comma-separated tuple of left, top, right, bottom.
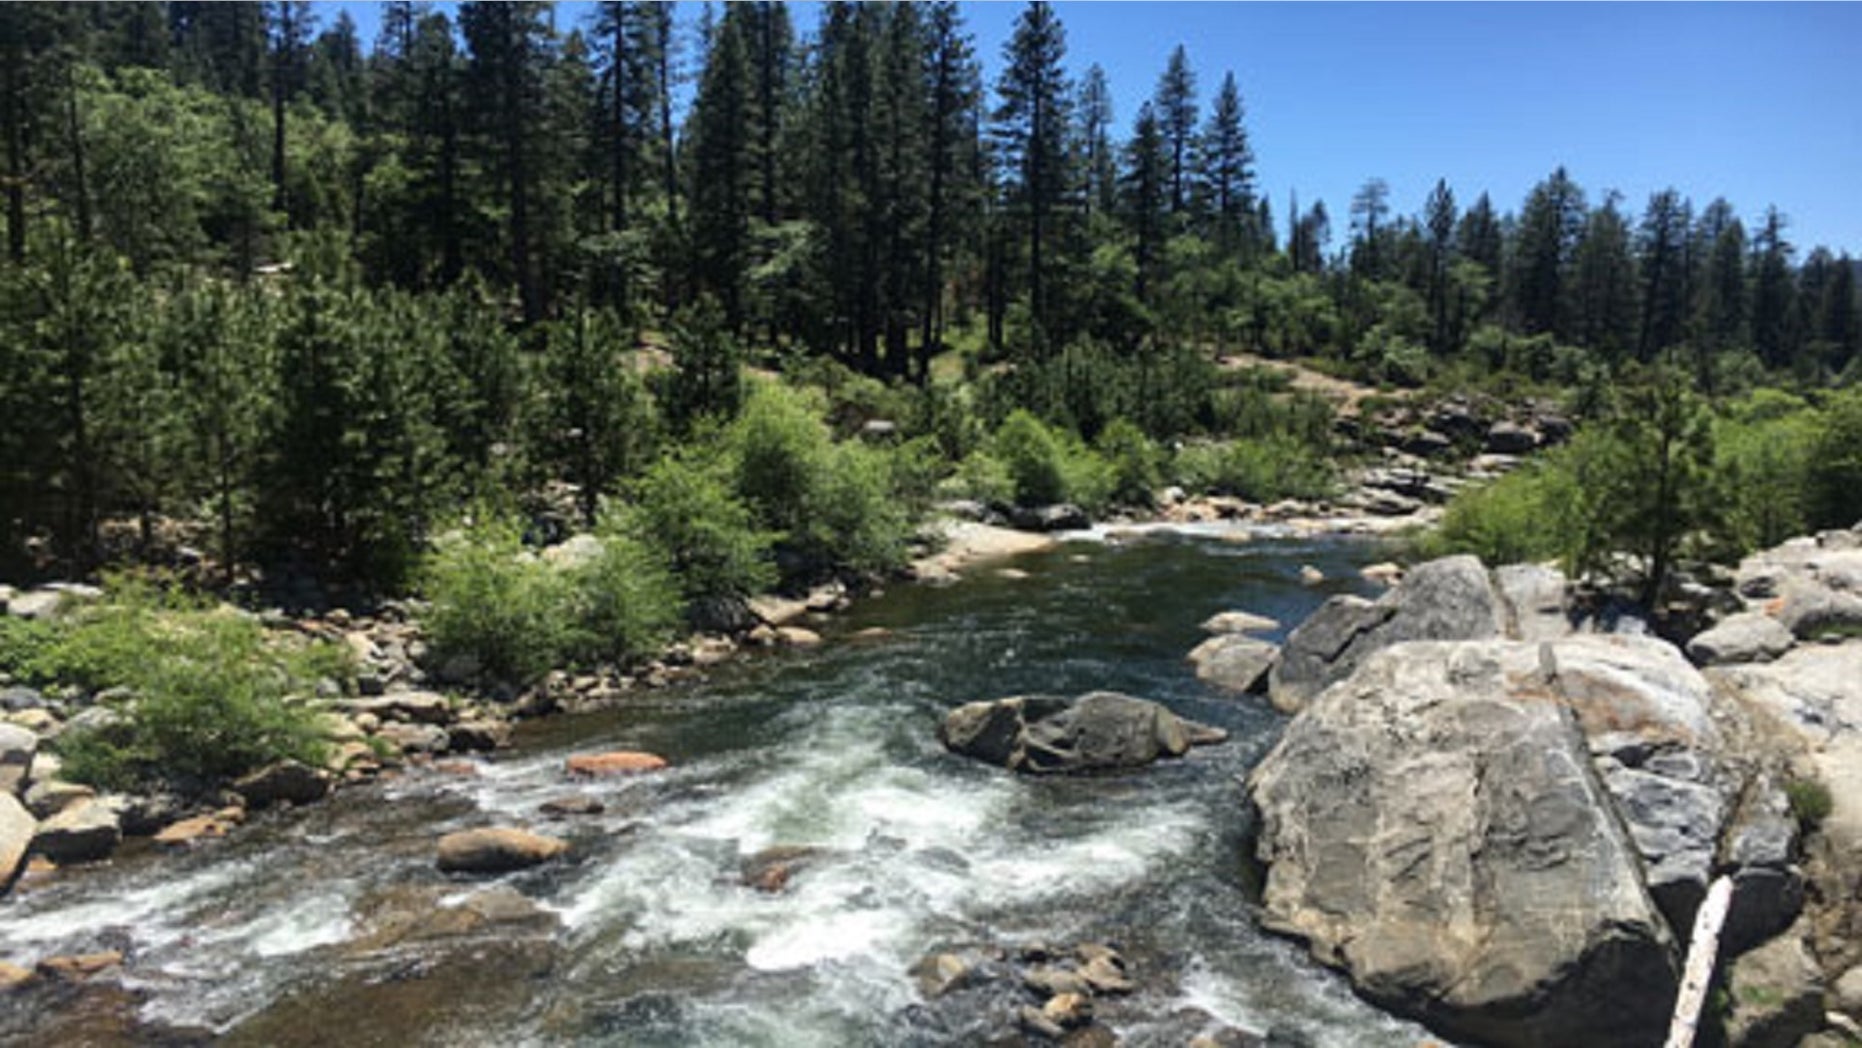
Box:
(152, 813, 237, 848)
(435, 827, 568, 873)
(0, 960, 35, 992)
(565, 751, 668, 777)
(37, 951, 123, 982)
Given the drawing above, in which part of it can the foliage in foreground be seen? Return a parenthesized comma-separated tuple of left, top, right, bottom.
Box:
(1, 579, 339, 791)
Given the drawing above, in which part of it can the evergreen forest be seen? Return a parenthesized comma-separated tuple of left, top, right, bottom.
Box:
(2, 0, 1859, 612)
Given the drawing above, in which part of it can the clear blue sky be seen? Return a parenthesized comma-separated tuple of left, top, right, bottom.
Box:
(326, 1, 1862, 256)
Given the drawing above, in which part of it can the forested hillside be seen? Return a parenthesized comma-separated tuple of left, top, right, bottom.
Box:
(1, 1, 1858, 593)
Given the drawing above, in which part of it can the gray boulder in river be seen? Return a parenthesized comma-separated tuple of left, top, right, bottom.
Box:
(1267, 554, 1513, 713)
(939, 691, 1226, 773)
(1249, 639, 1682, 1047)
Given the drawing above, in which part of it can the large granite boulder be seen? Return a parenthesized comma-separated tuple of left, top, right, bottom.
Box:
(1267, 555, 1506, 713)
(939, 692, 1225, 774)
(1249, 640, 1680, 1047)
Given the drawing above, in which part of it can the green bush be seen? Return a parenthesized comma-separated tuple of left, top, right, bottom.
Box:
(627, 450, 779, 605)
(1713, 392, 1821, 553)
(1785, 778, 1833, 834)
(1171, 437, 1335, 503)
(992, 409, 1069, 506)
(1417, 459, 1586, 567)
(575, 509, 683, 664)
(1095, 418, 1162, 507)
(36, 579, 333, 790)
(420, 516, 584, 685)
(1809, 390, 1862, 531)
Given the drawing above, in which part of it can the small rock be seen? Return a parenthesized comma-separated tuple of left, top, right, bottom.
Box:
(1724, 929, 1824, 1048)
(1833, 965, 1862, 1019)
(1186, 634, 1278, 695)
(775, 626, 823, 648)
(375, 721, 450, 754)
(1359, 562, 1404, 587)
(0, 960, 34, 992)
(1022, 965, 1091, 999)
(448, 719, 511, 753)
(233, 760, 333, 808)
(36, 951, 122, 982)
(345, 691, 454, 725)
(1077, 951, 1135, 995)
(740, 844, 824, 894)
(1042, 991, 1093, 1029)
(1199, 611, 1279, 635)
(23, 778, 94, 819)
(909, 951, 976, 998)
(1686, 611, 1796, 666)
(566, 751, 668, 777)
(435, 826, 568, 874)
(1298, 565, 1324, 586)
(0, 722, 36, 793)
(153, 812, 239, 848)
(539, 795, 605, 818)
(5, 709, 57, 737)
(31, 797, 120, 863)
(997, 568, 1030, 581)
(1, 793, 34, 885)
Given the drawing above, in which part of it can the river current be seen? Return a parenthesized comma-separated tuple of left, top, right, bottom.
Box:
(1, 529, 1437, 1046)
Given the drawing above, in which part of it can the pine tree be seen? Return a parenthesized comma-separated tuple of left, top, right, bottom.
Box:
(993, 1, 1072, 352)
(688, 6, 754, 329)
(1196, 71, 1254, 255)
(1636, 188, 1691, 360)
(1077, 63, 1114, 218)
(1571, 192, 1638, 362)
(1120, 101, 1168, 305)
(919, 0, 980, 375)
(1423, 178, 1457, 353)
(1154, 44, 1196, 217)
(1509, 166, 1586, 338)
(1749, 206, 1796, 369)
(1348, 178, 1391, 280)
(267, 1, 316, 224)
(460, 1, 558, 324)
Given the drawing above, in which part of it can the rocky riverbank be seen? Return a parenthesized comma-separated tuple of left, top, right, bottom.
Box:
(1239, 525, 1862, 1048)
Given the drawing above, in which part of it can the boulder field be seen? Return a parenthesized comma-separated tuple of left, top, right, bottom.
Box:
(1246, 525, 1862, 1048)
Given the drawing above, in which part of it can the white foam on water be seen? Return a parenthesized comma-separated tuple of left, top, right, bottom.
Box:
(0, 858, 255, 952)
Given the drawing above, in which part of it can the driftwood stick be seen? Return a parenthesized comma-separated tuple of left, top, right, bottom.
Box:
(1664, 874, 1735, 1048)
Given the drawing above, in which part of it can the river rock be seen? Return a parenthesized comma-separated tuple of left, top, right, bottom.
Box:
(1724, 926, 1824, 1048)
(0, 960, 33, 991)
(1687, 611, 1796, 666)
(36, 950, 123, 982)
(1010, 503, 1090, 532)
(376, 721, 450, 755)
(910, 952, 980, 998)
(31, 797, 122, 864)
(1493, 562, 1575, 641)
(1200, 610, 1278, 635)
(1485, 419, 1538, 454)
(23, 778, 93, 819)
(345, 691, 453, 725)
(1268, 555, 1504, 714)
(0, 722, 34, 794)
(1, 792, 33, 886)
(775, 626, 823, 648)
(939, 691, 1226, 774)
(436, 826, 569, 873)
(566, 751, 668, 777)
(1249, 640, 1678, 1048)
(1835, 965, 1862, 1019)
(1186, 634, 1277, 694)
(449, 719, 511, 753)
(153, 810, 241, 848)
(233, 760, 332, 808)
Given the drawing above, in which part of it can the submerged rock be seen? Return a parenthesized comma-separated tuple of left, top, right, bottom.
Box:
(1199, 610, 1278, 636)
(939, 691, 1225, 774)
(565, 751, 668, 777)
(435, 827, 568, 874)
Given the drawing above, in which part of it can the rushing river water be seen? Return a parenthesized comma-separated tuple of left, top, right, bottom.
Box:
(1, 529, 1439, 1047)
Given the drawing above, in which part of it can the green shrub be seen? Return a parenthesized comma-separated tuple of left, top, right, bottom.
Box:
(1172, 437, 1335, 503)
(992, 409, 1068, 506)
(947, 451, 1015, 506)
(1713, 394, 1821, 553)
(628, 450, 779, 605)
(803, 442, 916, 576)
(1095, 418, 1162, 507)
(575, 509, 683, 664)
(420, 516, 584, 685)
(40, 580, 333, 790)
(1418, 460, 1585, 567)
(1785, 778, 1833, 834)
(730, 381, 833, 534)
(1809, 390, 1862, 531)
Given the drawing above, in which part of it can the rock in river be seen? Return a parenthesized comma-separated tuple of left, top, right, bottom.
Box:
(939, 691, 1225, 773)
(436, 827, 569, 874)
(1186, 634, 1277, 694)
(1249, 640, 1678, 1048)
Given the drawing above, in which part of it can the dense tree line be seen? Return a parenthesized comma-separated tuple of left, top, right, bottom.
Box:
(1, 1, 1857, 584)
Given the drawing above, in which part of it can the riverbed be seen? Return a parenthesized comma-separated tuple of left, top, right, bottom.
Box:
(0, 531, 1438, 1046)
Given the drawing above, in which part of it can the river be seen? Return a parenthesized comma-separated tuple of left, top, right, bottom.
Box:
(0, 529, 1438, 1046)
